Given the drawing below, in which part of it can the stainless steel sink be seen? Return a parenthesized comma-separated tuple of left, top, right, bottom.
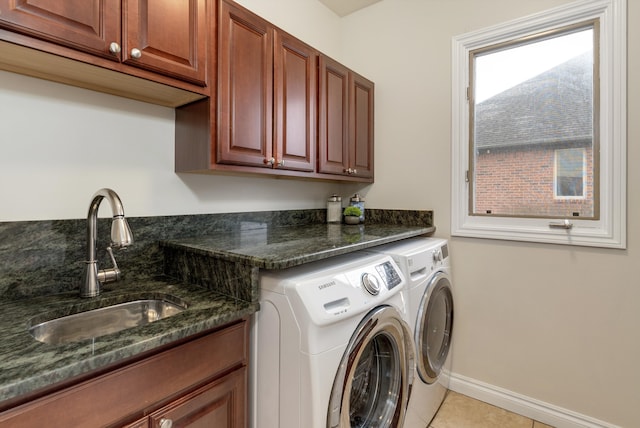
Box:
(29, 298, 187, 345)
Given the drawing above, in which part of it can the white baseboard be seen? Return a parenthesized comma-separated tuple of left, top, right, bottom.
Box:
(448, 373, 620, 428)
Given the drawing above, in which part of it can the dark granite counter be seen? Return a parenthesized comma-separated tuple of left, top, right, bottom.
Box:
(0, 208, 434, 408)
(161, 223, 435, 269)
(0, 279, 257, 404)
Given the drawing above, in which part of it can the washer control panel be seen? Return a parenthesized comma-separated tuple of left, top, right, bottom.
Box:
(376, 261, 402, 290)
(278, 254, 406, 326)
(360, 260, 403, 295)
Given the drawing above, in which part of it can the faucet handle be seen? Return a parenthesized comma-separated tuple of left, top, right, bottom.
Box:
(97, 246, 122, 284)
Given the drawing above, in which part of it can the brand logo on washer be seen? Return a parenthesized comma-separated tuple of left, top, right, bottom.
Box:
(318, 281, 336, 290)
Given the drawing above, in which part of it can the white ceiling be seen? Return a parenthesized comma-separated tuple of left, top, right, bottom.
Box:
(318, 0, 382, 17)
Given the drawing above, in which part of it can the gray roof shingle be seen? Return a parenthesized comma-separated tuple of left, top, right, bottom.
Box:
(475, 51, 593, 149)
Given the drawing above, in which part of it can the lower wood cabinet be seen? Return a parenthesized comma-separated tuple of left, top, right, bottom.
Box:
(0, 319, 249, 428)
(125, 368, 246, 428)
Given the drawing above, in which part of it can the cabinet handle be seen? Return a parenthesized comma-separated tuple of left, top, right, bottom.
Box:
(159, 418, 173, 428)
(131, 48, 142, 59)
(264, 157, 275, 166)
(108, 42, 121, 55)
(343, 168, 357, 174)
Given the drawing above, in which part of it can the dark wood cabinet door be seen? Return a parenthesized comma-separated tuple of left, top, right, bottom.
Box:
(350, 72, 374, 179)
(0, 0, 120, 59)
(318, 54, 349, 175)
(218, 0, 273, 168)
(123, 0, 207, 86)
(273, 31, 316, 172)
(318, 55, 374, 180)
(148, 368, 246, 428)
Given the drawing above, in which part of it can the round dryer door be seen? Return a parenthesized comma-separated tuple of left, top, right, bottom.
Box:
(327, 305, 413, 428)
(416, 272, 454, 384)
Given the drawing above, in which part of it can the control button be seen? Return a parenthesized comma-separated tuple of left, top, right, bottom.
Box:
(361, 273, 380, 295)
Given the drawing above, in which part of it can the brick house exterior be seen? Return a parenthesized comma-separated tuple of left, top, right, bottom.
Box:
(473, 52, 595, 218)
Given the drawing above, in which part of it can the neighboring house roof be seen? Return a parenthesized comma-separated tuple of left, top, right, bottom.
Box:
(475, 51, 593, 149)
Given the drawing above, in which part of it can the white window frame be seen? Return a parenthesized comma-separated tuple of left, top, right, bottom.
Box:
(451, 0, 626, 248)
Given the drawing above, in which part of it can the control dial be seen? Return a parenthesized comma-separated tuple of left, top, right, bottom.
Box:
(361, 273, 380, 295)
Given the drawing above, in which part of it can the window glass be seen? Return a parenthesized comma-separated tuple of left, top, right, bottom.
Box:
(470, 25, 596, 219)
(555, 148, 585, 199)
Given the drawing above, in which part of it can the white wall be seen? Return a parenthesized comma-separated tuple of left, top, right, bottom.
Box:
(1, 0, 638, 426)
(342, 0, 639, 427)
(0, 0, 353, 222)
(234, 0, 343, 57)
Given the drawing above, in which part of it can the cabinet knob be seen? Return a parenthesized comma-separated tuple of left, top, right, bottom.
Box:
(159, 418, 173, 428)
(344, 168, 356, 174)
(277, 159, 285, 167)
(109, 42, 121, 55)
(352, 168, 358, 174)
(264, 157, 275, 166)
(131, 48, 142, 59)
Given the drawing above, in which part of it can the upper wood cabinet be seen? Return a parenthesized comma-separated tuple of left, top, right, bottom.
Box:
(273, 31, 317, 172)
(0, 1, 120, 59)
(318, 54, 374, 180)
(217, 0, 316, 172)
(175, 0, 373, 182)
(123, 0, 207, 86)
(0, 0, 207, 86)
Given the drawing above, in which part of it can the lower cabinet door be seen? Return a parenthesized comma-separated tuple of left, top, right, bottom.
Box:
(129, 367, 247, 428)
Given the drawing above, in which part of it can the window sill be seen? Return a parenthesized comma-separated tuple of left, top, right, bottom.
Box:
(451, 215, 626, 249)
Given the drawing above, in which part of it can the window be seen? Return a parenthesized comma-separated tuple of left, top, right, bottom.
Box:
(451, 0, 626, 248)
(471, 24, 596, 219)
(555, 148, 586, 199)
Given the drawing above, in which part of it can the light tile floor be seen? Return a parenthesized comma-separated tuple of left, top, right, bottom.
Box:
(428, 391, 555, 428)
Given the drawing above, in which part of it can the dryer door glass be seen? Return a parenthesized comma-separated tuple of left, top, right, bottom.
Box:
(349, 332, 401, 427)
(327, 306, 412, 428)
(416, 274, 454, 384)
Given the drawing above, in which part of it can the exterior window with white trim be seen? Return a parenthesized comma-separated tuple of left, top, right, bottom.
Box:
(451, 0, 626, 248)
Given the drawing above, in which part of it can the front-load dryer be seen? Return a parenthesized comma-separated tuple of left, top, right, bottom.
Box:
(250, 251, 414, 428)
(368, 237, 454, 427)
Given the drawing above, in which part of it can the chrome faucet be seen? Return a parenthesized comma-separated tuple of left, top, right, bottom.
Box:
(81, 188, 133, 297)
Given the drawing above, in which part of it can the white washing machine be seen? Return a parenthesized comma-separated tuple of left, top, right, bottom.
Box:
(368, 237, 454, 427)
(250, 251, 415, 428)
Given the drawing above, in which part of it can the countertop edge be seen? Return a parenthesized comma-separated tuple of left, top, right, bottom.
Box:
(161, 225, 436, 269)
(0, 304, 257, 404)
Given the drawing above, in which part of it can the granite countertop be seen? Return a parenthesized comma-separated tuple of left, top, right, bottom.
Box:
(0, 217, 434, 408)
(161, 223, 435, 269)
(0, 279, 257, 405)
